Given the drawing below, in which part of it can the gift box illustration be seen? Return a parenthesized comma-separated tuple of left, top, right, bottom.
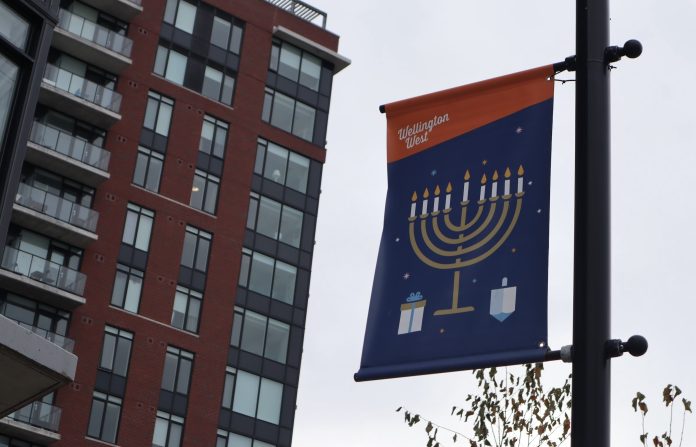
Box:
(489, 277, 517, 322)
(398, 292, 426, 335)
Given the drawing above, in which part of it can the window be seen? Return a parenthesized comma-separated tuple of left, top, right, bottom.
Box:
(161, 346, 193, 396)
(0, 2, 29, 50)
(222, 369, 282, 424)
(262, 88, 315, 142)
(143, 91, 174, 137)
(210, 17, 243, 54)
(87, 392, 122, 443)
(122, 203, 154, 252)
(154, 46, 188, 85)
(152, 411, 184, 447)
(171, 286, 201, 333)
(190, 170, 219, 214)
(0, 292, 70, 339)
(133, 146, 164, 192)
(163, 0, 197, 34)
(99, 326, 133, 377)
(0, 54, 19, 146)
(231, 307, 289, 363)
(180, 226, 211, 273)
(254, 139, 310, 194)
(269, 40, 322, 92)
(247, 193, 303, 248)
(202, 65, 235, 105)
(199, 115, 228, 160)
(238, 249, 296, 304)
(216, 430, 275, 447)
(111, 264, 143, 313)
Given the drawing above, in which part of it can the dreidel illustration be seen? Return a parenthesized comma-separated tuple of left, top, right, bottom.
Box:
(489, 277, 517, 322)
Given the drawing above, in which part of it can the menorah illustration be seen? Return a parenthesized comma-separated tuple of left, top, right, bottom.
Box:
(408, 165, 525, 316)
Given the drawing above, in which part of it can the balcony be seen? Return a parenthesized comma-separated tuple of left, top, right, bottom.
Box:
(79, 0, 142, 22)
(0, 401, 62, 444)
(0, 314, 76, 424)
(40, 64, 122, 128)
(25, 121, 110, 186)
(13, 183, 98, 247)
(0, 246, 86, 309)
(53, 9, 133, 74)
(5, 319, 75, 353)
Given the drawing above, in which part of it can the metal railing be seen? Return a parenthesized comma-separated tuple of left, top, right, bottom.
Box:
(29, 121, 110, 172)
(43, 63, 122, 113)
(9, 401, 62, 432)
(264, 0, 327, 28)
(1, 246, 86, 296)
(15, 183, 99, 233)
(58, 9, 133, 58)
(4, 318, 75, 352)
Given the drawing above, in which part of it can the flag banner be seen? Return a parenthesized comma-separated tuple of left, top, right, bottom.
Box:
(355, 66, 555, 382)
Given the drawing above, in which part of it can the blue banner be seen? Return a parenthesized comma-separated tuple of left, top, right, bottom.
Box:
(355, 66, 555, 381)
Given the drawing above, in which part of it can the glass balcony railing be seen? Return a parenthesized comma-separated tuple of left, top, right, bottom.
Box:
(29, 121, 110, 172)
(4, 318, 75, 352)
(9, 401, 62, 432)
(43, 64, 122, 113)
(58, 9, 133, 58)
(1, 246, 86, 296)
(15, 183, 99, 233)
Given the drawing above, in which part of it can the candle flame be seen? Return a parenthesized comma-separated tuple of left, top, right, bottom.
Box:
(446, 182, 452, 193)
(434, 185, 441, 195)
(518, 165, 525, 176)
(411, 191, 418, 201)
(505, 167, 512, 178)
(464, 170, 471, 181)
(481, 173, 487, 185)
(492, 170, 499, 181)
(423, 187, 430, 198)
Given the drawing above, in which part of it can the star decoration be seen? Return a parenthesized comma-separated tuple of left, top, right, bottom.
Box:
(439, 328, 445, 334)
(516, 126, 524, 134)
(395, 237, 400, 242)
(511, 248, 517, 253)
(472, 278, 477, 283)
(537, 209, 542, 214)
(528, 181, 533, 186)
(402, 272, 411, 280)
(431, 169, 437, 176)
(482, 160, 488, 166)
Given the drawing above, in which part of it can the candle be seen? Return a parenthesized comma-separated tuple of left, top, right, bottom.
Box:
(463, 170, 470, 202)
(421, 187, 429, 216)
(445, 182, 452, 209)
(504, 167, 511, 196)
(410, 191, 417, 218)
(479, 173, 487, 202)
(491, 170, 499, 198)
(517, 165, 525, 194)
(433, 185, 440, 213)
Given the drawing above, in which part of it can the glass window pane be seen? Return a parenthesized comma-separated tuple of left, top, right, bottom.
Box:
(265, 319, 289, 363)
(124, 273, 142, 312)
(146, 155, 164, 192)
(190, 174, 205, 209)
(221, 75, 234, 105)
(230, 25, 243, 54)
(175, 1, 196, 34)
(122, 210, 138, 245)
(0, 2, 29, 50)
(257, 378, 282, 424)
(165, 50, 187, 85)
(176, 359, 191, 394)
(287, 153, 310, 193)
(278, 45, 301, 82)
(181, 232, 196, 268)
(230, 311, 242, 346)
(264, 143, 288, 184)
(102, 402, 120, 443)
(194, 238, 209, 271)
(156, 103, 172, 136)
(279, 206, 303, 248)
(213, 126, 226, 158)
(152, 417, 168, 447)
(100, 334, 115, 370)
(232, 371, 259, 417)
(154, 46, 168, 75)
(269, 44, 279, 72)
(0, 55, 17, 145)
(271, 262, 296, 304)
(254, 143, 265, 175)
(229, 433, 252, 447)
(186, 298, 200, 332)
(143, 98, 158, 130)
(87, 398, 105, 438)
(111, 270, 127, 308)
(199, 120, 214, 154)
(256, 197, 281, 239)
(238, 253, 250, 287)
(240, 311, 266, 356)
(211, 17, 231, 49)
(172, 292, 187, 328)
(299, 53, 321, 91)
(202, 67, 223, 100)
(167, 421, 182, 447)
(292, 101, 315, 141)
(270, 93, 294, 133)
(163, 0, 177, 24)
(161, 353, 177, 391)
(133, 151, 148, 186)
(113, 338, 131, 376)
(249, 253, 273, 297)
(261, 92, 272, 122)
(134, 215, 153, 251)
(222, 372, 235, 408)
(246, 197, 258, 230)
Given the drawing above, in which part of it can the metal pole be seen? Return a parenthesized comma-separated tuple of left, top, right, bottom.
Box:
(572, 0, 611, 446)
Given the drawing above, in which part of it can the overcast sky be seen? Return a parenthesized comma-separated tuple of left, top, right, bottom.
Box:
(289, 1, 696, 446)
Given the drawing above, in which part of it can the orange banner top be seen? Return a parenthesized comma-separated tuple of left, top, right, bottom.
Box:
(384, 65, 555, 163)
